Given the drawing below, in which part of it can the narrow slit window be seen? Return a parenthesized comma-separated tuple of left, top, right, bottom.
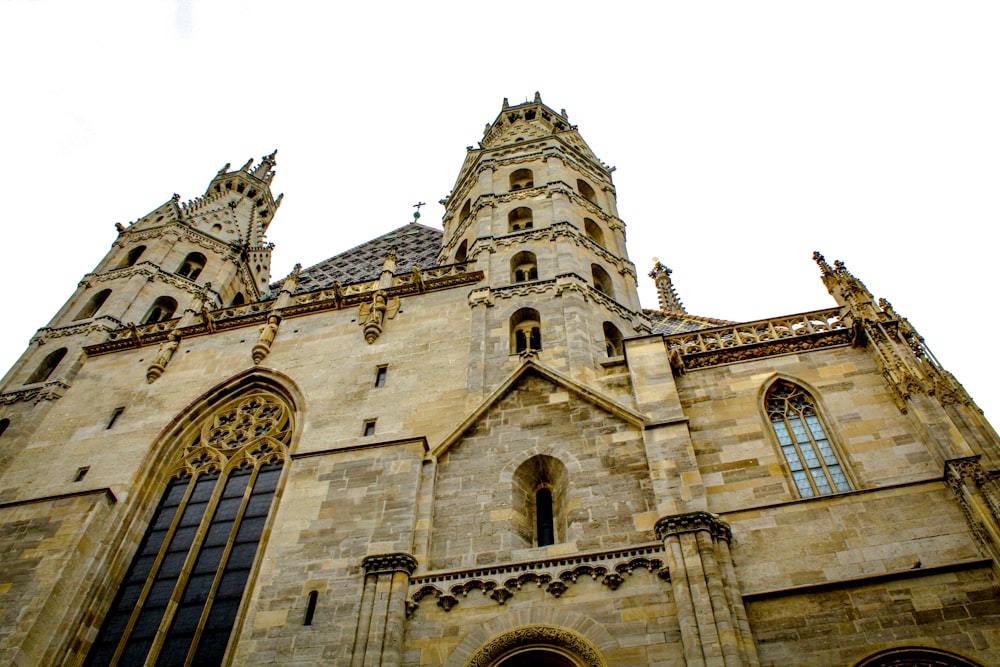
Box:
(363, 420, 376, 437)
(374, 366, 387, 388)
(536, 487, 555, 547)
(0, 418, 9, 437)
(304, 590, 318, 626)
(74, 467, 90, 483)
(107, 407, 125, 429)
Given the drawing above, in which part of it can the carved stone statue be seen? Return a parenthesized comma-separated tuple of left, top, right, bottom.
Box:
(146, 332, 180, 384)
(252, 315, 281, 365)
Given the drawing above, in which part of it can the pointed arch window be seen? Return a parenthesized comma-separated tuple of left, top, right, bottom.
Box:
(177, 253, 207, 281)
(74, 289, 112, 321)
(455, 239, 468, 263)
(583, 218, 604, 247)
(603, 322, 623, 357)
(83, 391, 292, 667)
(229, 292, 245, 306)
(144, 296, 178, 324)
(26, 347, 67, 384)
(576, 179, 596, 203)
(766, 381, 850, 498)
(117, 246, 146, 269)
(591, 264, 614, 298)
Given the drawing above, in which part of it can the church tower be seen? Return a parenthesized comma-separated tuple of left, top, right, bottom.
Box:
(0, 153, 282, 397)
(441, 93, 645, 391)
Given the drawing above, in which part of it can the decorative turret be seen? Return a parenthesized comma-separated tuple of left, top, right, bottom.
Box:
(649, 259, 686, 314)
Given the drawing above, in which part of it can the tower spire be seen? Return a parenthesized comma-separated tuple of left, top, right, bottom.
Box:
(649, 259, 686, 313)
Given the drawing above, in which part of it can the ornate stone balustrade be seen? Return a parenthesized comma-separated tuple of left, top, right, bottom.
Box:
(664, 308, 849, 370)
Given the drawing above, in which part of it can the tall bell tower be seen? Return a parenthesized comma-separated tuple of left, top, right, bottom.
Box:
(0, 153, 282, 397)
(442, 94, 645, 390)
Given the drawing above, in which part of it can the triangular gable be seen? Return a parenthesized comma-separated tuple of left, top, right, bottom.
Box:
(429, 359, 646, 459)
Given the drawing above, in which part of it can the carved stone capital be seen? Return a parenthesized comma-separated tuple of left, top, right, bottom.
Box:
(946, 456, 988, 487)
(362, 552, 417, 576)
(655, 511, 732, 543)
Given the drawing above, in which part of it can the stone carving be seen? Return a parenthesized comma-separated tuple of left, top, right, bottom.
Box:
(176, 392, 291, 476)
(252, 315, 280, 365)
(405, 544, 666, 616)
(358, 290, 400, 344)
(362, 552, 418, 575)
(655, 511, 733, 543)
(465, 625, 607, 667)
(146, 332, 181, 383)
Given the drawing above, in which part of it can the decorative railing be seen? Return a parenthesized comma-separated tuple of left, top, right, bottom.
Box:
(664, 308, 849, 370)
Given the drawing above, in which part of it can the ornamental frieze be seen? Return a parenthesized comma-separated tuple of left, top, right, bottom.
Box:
(406, 544, 666, 618)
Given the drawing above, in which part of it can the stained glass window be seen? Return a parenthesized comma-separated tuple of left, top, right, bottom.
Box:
(766, 381, 850, 498)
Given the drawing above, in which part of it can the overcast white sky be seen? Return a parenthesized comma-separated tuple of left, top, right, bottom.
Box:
(1, 1, 998, 422)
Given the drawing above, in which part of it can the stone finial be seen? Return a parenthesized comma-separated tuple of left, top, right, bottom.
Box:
(534, 91, 542, 103)
(502, 97, 510, 109)
(649, 258, 686, 314)
(115, 222, 126, 233)
(216, 162, 231, 176)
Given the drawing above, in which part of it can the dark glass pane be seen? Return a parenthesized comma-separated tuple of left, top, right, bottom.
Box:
(203, 520, 236, 546)
(118, 581, 145, 608)
(190, 628, 231, 666)
(235, 515, 265, 542)
(168, 525, 198, 551)
(214, 497, 243, 521)
(145, 578, 177, 607)
(205, 599, 240, 629)
(189, 473, 219, 502)
(536, 488, 554, 547)
(157, 551, 188, 579)
(181, 572, 216, 605)
(243, 493, 273, 518)
(255, 464, 282, 491)
(156, 631, 196, 667)
(178, 502, 210, 527)
(222, 470, 252, 498)
(193, 546, 226, 573)
(216, 568, 252, 598)
(119, 638, 154, 666)
(227, 542, 257, 569)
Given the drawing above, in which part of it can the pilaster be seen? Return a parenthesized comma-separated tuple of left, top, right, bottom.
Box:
(656, 512, 758, 667)
(352, 553, 418, 667)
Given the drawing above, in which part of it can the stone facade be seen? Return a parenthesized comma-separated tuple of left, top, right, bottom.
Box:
(0, 95, 998, 666)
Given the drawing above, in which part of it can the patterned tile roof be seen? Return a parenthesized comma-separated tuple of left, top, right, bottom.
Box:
(644, 310, 734, 335)
(283, 223, 443, 294)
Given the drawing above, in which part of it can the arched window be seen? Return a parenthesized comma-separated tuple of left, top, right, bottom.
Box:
(510, 308, 541, 354)
(576, 179, 596, 203)
(459, 198, 471, 225)
(26, 347, 67, 384)
(83, 390, 293, 667)
(853, 646, 987, 667)
(455, 239, 468, 263)
(117, 246, 146, 269)
(591, 264, 614, 298)
(508, 207, 533, 232)
(229, 292, 245, 306)
(583, 218, 604, 246)
(766, 380, 850, 498)
(74, 289, 112, 321)
(511, 251, 538, 283)
(509, 168, 534, 191)
(512, 455, 568, 548)
(144, 296, 178, 324)
(603, 322, 623, 357)
(177, 252, 207, 280)
(0, 418, 10, 437)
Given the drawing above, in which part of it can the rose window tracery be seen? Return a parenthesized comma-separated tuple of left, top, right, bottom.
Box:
(180, 392, 291, 475)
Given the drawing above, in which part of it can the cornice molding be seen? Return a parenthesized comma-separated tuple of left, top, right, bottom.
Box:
(655, 511, 733, 543)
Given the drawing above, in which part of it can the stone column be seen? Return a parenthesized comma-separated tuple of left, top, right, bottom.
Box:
(351, 553, 417, 667)
(656, 512, 758, 667)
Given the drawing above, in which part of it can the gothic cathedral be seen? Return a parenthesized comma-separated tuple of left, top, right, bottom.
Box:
(1, 96, 998, 666)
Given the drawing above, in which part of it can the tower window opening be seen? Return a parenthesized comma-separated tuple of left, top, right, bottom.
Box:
(177, 252, 207, 280)
(512, 455, 568, 548)
(374, 365, 387, 387)
(459, 199, 471, 225)
(363, 419, 376, 436)
(524, 110, 536, 121)
(766, 380, 851, 498)
(144, 296, 178, 324)
(237, 183, 245, 193)
(117, 245, 146, 269)
(577, 179, 596, 203)
(603, 322, 624, 357)
(0, 418, 9, 437)
(510, 251, 538, 283)
(591, 264, 614, 299)
(510, 308, 541, 354)
(583, 218, 605, 247)
(455, 239, 468, 263)
(74, 288, 112, 321)
(509, 168, 534, 191)
(230, 293, 246, 306)
(26, 347, 67, 385)
(508, 207, 533, 233)
(74, 467, 90, 483)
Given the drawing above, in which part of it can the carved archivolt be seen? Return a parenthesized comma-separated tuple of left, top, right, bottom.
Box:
(465, 625, 607, 667)
(176, 392, 291, 477)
